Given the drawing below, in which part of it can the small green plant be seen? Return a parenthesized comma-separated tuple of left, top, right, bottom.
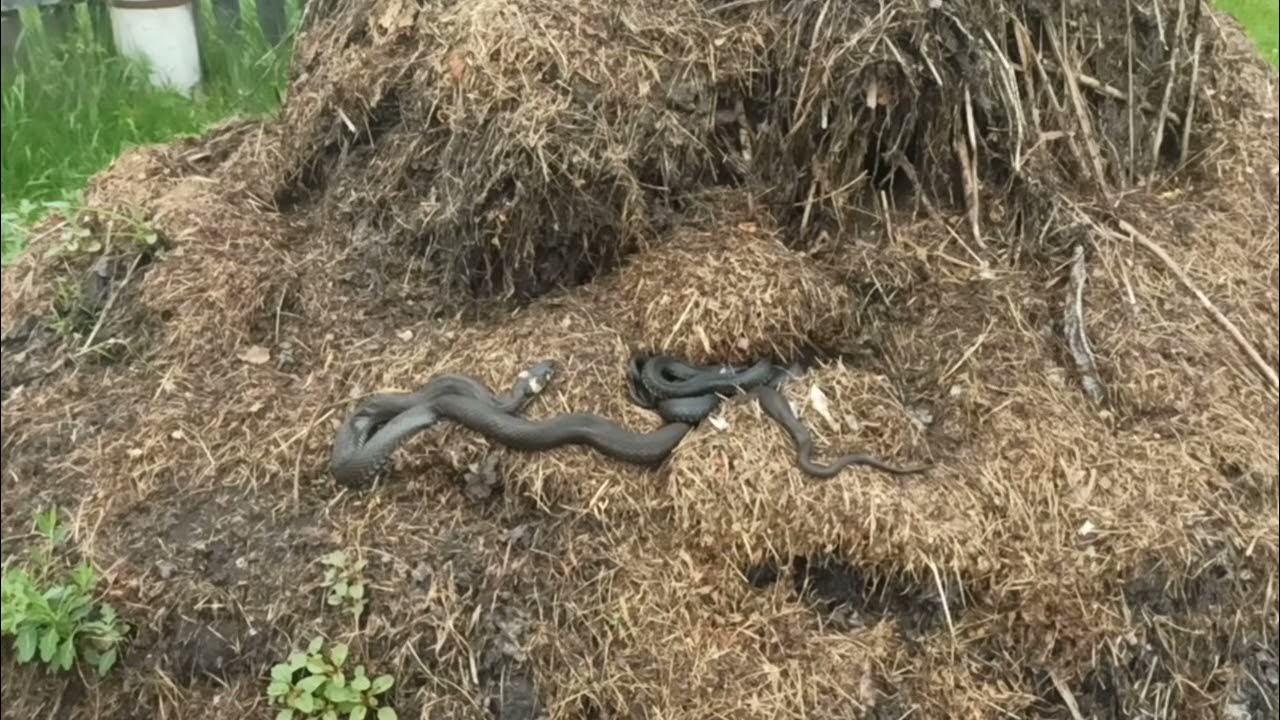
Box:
(34, 507, 71, 548)
(1, 197, 75, 265)
(267, 637, 397, 720)
(0, 508, 129, 677)
(49, 278, 91, 337)
(319, 551, 368, 620)
(43, 208, 161, 261)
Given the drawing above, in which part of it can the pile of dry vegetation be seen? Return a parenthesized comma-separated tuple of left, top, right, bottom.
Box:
(2, 0, 1277, 718)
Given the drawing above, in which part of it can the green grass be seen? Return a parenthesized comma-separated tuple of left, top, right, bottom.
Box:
(1219, 0, 1280, 66)
(1, 0, 298, 262)
(1, 508, 129, 678)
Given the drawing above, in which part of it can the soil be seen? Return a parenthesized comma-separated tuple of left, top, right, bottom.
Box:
(2, 2, 1278, 719)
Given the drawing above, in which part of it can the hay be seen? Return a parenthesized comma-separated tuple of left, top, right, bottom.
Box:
(215, 0, 1235, 301)
(2, 1, 1278, 719)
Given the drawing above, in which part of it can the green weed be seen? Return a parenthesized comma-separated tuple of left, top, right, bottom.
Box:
(267, 637, 398, 720)
(0, 196, 78, 264)
(0, 508, 129, 677)
(320, 551, 369, 621)
(42, 206, 161, 260)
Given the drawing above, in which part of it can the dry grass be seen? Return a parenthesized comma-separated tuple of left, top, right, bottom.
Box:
(215, 0, 1239, 302)
(2, 1, 1278, 719)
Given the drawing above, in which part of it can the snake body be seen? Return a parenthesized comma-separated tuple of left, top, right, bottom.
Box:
(420, 393, 695, 465)
(330, 362, 556, 488)
(633, 356, 776, 405)
(330, 355, 929, 489)
(751, 383, 930, 478)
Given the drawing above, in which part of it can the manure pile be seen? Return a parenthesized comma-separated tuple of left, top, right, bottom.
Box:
(2, 1, 1277, 719)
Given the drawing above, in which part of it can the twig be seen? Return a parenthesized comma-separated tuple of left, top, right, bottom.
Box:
(1046, 22, 1110, 193)
(1150, 0, 1186, 180)
(1012, 14, 1042, 135)
(929, 562, 956, 642)
(890, 154, 985, 264)
(707, 0, 766, 14)
(1068, 71, 1180, 125)
(954, 107, 984, 249)
(799, 162, 819, 237)
(1152, 0, 1167, 49)
(18, 216, 70, 250)
(1110, 218, 1279, 394)
(879, 191, 895, 246)
(983, 28, 1025, 170)
(293, 407, 336, 503)
(79, 253, 143, 355)
(44, 679, 68, 720)
(1063, 244, 1106, 404)
(1049, 670, 1087, 720)
(734, 97, 754, 171)
(1016, 20, 1089, 179)
(942, 318, 996, 382)
(1178, 30, 1203, 168)
(273, 284, 288, 345)
(1126, 0, 1136, 182)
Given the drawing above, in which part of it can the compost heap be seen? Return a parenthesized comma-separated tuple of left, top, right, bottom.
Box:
(2, 1, 1277, 718)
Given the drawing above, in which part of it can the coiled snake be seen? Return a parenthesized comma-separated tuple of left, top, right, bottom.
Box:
(330, 356, 930, 489)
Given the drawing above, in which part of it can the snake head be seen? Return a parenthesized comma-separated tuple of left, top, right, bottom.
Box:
(519, 360, 558, 395)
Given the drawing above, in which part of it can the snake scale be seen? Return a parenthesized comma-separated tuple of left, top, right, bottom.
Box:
(330, 356, 930, 489)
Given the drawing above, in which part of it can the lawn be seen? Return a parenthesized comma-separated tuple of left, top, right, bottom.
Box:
(0, 0, 297, 263)
(1220, 0, 1280, 65)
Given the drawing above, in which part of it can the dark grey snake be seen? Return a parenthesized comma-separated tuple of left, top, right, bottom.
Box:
(330, 356, 930, 489)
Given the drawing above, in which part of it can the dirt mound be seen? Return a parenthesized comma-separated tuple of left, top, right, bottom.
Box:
(215, 0, 1242, 302)
(2, 1, 1278, 719)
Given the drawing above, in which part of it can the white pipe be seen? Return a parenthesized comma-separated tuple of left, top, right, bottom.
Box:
(108, 0, 202, 96)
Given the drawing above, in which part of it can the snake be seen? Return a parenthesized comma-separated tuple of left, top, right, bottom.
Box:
(329, 362, 557, 489)
(749, 376, 931, 479)
(329, 355, 929, 489)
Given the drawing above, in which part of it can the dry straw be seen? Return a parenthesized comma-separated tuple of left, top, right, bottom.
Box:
(2, 2, 1277, 719)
